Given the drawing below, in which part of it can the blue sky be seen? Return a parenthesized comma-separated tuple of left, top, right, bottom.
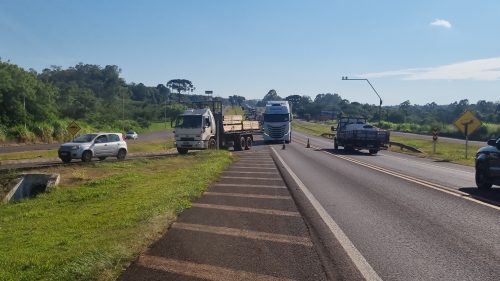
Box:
(1, 0, 499, 105)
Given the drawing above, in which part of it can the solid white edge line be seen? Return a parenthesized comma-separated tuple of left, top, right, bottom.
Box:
(271, 147, 383, 281)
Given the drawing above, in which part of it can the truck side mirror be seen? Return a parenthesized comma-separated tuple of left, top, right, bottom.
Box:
(331, 126, 336, 131)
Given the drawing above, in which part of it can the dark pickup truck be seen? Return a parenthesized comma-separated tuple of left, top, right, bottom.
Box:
(475, 138, 500, 189)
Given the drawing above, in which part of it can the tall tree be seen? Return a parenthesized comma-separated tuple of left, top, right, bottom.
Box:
(166, 79, 195, 102)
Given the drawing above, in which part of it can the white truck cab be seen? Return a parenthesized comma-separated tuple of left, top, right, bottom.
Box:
(262, 101, 292, 143)
(175, 108, 217, 153)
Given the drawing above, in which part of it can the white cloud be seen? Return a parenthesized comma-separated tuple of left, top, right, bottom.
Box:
(430, 19, 452, 29)
(360, 57, 500, 81)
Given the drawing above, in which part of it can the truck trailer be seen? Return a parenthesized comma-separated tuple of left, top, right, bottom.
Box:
(174, 101, 260, 154)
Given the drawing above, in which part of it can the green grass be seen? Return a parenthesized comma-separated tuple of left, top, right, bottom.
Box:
(0, 151, 232, 281)
(224, 106, 245, 115)
(292, 120, 334, 136)
(389, 135, 480, 166)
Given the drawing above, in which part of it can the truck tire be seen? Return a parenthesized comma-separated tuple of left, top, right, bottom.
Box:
(475, 164, 492, 189)
(235, 136, 245, 151)
(245, 136, 252, 150)
(369, 149, 378, 155)
(208, 138, 217, 150)
(177, 147, 189, 155)
(334, 138, 338, 150)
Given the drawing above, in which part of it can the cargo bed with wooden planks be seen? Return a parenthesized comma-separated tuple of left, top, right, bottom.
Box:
(223, 115, 260, 132)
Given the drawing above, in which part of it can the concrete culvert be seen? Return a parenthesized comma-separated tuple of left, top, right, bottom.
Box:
(2, 173, 60, 203)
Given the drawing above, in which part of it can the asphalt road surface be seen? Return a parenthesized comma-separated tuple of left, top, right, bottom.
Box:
(271, 131, 500, 280)
(0, 130, 173, 153)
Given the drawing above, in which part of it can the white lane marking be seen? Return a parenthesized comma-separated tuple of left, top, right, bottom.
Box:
(138, 255, 295, 281)
(272, 147, 383, 281)
(213, 183, 286, 189)
(295, 138, 500, 212)
(192, 203, 301, 217)
(221, 176, 283, 181)
(204, 192, 291, 200)
(224, 171, 280, 175)
(173, 222, 312, 246)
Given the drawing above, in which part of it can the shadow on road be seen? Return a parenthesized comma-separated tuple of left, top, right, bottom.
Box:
(459, 187, 500, 206)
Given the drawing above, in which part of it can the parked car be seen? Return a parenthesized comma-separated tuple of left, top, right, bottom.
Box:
(125, 131, 138, 140)
(475, 137, 500, 189)
(58, 133, 128, 163)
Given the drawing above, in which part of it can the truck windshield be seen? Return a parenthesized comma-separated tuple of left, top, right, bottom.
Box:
(263, 114, 289, 122)
(176, 115, 202, 128)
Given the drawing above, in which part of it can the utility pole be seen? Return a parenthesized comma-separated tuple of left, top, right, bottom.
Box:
(341, 76, 383, 126)
(23, 95, 27, 129)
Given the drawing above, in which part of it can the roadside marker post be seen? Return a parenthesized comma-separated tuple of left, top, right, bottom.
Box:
(432, 128, 438, 155)
(306, 138, 310, 148)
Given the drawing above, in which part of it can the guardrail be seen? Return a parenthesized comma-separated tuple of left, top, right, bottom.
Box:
(388, 141, 423, 153)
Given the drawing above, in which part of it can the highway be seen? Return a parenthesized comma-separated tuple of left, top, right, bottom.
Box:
(272, 131, 500, 280)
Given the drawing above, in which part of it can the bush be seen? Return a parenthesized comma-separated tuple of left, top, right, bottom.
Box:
(52, 121, 70, 142)
(0, 126, 6, 142)
(7, 125, 35, 143)
(31, 122, 55, 143)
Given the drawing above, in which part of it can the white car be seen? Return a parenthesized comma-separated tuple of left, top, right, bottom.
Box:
(125, 131, 138, 140)
(58, 133, 128, 163)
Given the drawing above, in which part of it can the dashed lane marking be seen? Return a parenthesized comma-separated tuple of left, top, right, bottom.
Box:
(213, 183, 286, 189)
(173, 222, 312, 246)
(204, 192, 292, 200)
(138, 255, 295, 281)
(191, 203, 301, 217)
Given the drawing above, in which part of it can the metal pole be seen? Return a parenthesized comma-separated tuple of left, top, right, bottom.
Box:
(164, 92, 167, 128)
(23, 95, 26, 129)
(464, 124, 468, 159)
(341, 77, 383, 126)
(122, 90, 125, 132)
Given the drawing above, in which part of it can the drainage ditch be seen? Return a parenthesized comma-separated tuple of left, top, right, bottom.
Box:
(2, 173, 60, 203)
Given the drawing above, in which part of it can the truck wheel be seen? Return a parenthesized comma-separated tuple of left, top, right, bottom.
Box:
(475, 164, 492, 190)
(235, 136, 245, 151)
(334, 139, 338, 150)
(208, 138, 217, 150)
(99, 156, 107, 161)
(177, 147, 189, 155)
(369, 149, 378, 155)
(245, 137, 252, 150)
(81, 150, 92, 162)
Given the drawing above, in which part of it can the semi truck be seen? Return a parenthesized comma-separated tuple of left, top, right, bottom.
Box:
(262, 101, 292, 143)
(332, 116, 390, 154)
(174, 101, 260, 154)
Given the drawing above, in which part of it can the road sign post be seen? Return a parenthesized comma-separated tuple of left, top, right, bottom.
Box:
(453, 111, 481, 160)
(66, 121, 81, 140)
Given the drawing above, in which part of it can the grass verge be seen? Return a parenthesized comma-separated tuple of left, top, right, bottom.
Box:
(0, 151, 232, 281)
(292, 120, 334, 136)
(224, 106, 245, 115)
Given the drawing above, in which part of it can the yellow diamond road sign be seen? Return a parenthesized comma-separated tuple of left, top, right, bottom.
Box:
(67, 121, 81, 136)
(453, 110, 481, 135)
